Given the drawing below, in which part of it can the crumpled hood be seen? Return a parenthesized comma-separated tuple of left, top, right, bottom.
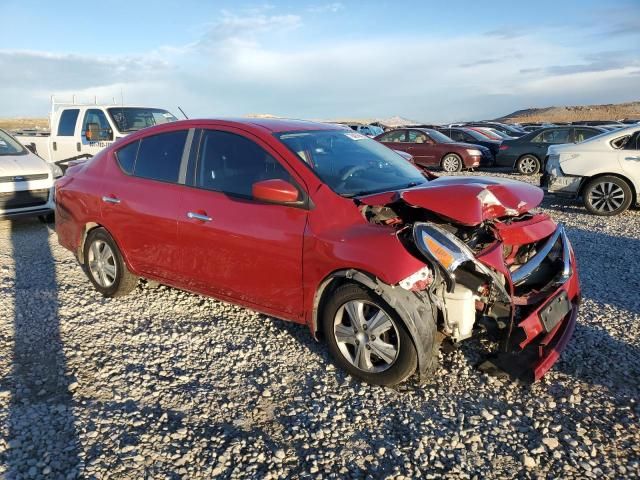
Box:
(359, 176, 543, 226)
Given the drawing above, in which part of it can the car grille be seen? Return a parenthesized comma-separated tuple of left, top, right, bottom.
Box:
(509, 225, 571, 296)
(0, 189, 50, 209)
(0, 173, 49, 183)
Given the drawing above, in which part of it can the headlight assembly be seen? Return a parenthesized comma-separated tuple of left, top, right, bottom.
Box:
(50, 163, 64, 178)
(413, 223, 475, 281)
(412, 222, 510, 300)
(466, 149, 482, 156)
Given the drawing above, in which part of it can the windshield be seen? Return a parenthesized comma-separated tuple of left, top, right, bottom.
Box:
(0, 129, 27, 156)
(107, 108, 178, 133)
(276, 130, 428, 197)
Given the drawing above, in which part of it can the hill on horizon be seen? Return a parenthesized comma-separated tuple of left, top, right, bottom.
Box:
(496, 101, 640, 123)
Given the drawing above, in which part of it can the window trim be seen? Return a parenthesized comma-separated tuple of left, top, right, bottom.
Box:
(112, 128, 194, 185)
(187, 127, 311, 209)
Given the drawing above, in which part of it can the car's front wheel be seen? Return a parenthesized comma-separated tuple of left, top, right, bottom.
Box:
(583, 176, 632, 216)
(322, 284, 418, 385)
(516, 155, 540, 175)
(84, 227, 138, 297)
(441, 154, 463, 173)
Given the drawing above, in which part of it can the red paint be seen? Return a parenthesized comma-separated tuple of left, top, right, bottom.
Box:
(252, 179, 299, 203)
(493, 213, 556, 245)
(375, 128, 482, 168)
(399, 176, 543, 226)
(55, 118, 579, 382)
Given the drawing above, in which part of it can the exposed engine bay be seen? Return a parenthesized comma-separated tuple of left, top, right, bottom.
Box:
(356, 176, 579, 381)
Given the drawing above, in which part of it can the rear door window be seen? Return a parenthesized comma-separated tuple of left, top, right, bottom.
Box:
(134, 130, 188, 183)
(57, 109, 79, 136)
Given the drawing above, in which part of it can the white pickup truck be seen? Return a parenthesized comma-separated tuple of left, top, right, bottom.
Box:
(14, 102, 178, 168)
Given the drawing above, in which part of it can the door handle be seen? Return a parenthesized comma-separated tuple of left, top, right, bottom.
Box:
(625, 156, 640, 161)
(102, 196, 120, 204)
(187, 211, 212, 222)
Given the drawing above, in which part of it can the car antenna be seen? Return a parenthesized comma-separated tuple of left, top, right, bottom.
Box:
(178, 106, 189, 119)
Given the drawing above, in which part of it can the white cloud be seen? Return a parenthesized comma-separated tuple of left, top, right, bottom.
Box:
(307, 3, 344, 13)
(0, 7, 637, 122)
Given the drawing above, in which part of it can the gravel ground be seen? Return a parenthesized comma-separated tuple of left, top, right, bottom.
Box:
(0, 170, 639, 479)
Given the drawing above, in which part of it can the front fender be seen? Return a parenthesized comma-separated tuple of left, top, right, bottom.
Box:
(311, 269, 439, 383)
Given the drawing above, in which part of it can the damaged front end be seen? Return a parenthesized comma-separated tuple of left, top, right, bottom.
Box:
(359, 177, 580, 382)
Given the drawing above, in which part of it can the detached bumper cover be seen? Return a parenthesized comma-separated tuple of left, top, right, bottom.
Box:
(479, 223, 580, 382)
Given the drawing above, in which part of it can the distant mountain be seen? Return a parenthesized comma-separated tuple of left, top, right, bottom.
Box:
(496, 101, 640, 123)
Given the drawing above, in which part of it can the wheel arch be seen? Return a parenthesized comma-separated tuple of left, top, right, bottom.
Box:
(579, 172, 637, 205)
(311, 268, 439, 382)
(79, 222, 138, 274)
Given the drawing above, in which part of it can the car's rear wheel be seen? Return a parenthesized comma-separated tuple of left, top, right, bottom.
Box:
(583, 176, 632, 216)
(441, 154, 463, 173)
(84, 228, 138, 297)
(322, 284, 418, 385)
(516, 155, 540, 175)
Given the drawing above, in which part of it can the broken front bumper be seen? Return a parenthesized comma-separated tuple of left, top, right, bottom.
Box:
(479, 223, 580, 382)
(541, 171, 582, 198)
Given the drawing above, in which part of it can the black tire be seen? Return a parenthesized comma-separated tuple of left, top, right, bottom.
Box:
(38, 213, 55, 223)
(321, 283, 418, 385)
(83, 227, 138, 297)
(441, 153, 463, 173)
(582, 176, 632, 216)
(516, 155, 541, 175)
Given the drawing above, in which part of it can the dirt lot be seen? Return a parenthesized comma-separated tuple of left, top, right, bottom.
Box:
(0, 171, 638, 479)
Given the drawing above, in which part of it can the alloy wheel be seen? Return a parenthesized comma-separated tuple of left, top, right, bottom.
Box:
(442, 155, 461, 172)
(588, 182, 626, 213)
(518, 156, 538, 175)
(333, 300, 400, 373)
(87, 240, 117, 288)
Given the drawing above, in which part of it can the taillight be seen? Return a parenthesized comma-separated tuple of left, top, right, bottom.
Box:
(499, 145, 509, 150)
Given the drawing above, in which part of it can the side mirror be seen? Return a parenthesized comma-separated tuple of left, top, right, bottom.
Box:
(252, 179, 299, 204)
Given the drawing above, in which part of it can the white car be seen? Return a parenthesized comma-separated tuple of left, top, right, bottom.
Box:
(0, 128, 61, 220)
(543, 126, 640, 215)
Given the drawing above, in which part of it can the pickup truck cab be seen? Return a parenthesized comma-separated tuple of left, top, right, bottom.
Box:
(14, 103, 178, 168)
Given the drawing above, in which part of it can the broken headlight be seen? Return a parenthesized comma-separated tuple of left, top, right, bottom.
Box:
(413, 223, 475, 278)
(413, 222, 510, 301)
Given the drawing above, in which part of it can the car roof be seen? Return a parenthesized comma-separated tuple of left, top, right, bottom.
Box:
(198, 117, 340, 133)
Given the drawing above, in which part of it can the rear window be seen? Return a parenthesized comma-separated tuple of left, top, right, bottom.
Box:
(115, 140, 139, 174)
(57, 109, 79, 136)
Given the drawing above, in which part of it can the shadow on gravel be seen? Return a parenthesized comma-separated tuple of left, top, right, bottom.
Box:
(566, 226, 640, 316)
(6, 217, 81, 478)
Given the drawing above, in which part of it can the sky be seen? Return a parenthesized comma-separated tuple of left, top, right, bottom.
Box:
(0, 0, 639, 122)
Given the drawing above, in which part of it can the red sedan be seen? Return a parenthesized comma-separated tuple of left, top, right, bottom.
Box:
(375, 128, 493, 172)
(55, 119, 580, 385)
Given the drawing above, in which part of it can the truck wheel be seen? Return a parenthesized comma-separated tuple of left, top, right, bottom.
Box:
(516, 155, 540, 175)
(583, 176, 632, 216)
(322, 283, 419, 385)
(441, 154, 462, 172)
(83, 228, 138, 297)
